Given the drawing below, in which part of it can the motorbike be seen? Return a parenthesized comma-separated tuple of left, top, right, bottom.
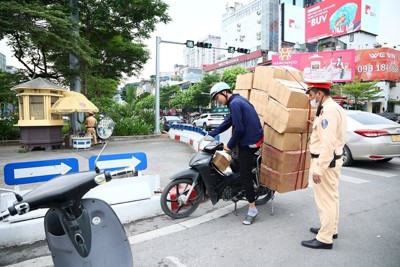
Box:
(160, 135, 275, 219)
(0, 117, 134, 267)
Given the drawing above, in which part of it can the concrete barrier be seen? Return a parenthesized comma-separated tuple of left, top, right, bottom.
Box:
(167, 124, 231, 150)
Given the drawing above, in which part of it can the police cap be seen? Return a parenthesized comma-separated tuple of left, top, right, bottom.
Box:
(304, 79, 333, 94)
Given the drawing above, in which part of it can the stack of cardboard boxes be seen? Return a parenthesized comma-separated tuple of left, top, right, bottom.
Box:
(234, 66, 315, 193)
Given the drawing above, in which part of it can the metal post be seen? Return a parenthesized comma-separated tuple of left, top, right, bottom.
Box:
(154, 36, 161, 134)
(69, 0, 82, 133)
(153, 37, 236, 133)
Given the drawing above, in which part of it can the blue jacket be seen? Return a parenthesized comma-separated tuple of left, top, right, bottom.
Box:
(209, 94, 263, 149)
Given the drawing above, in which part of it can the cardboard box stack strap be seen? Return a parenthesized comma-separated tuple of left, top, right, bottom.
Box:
(234, 66, 315, 193)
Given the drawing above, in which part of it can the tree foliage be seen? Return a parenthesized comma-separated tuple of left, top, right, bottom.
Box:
(340, 79, 383, 110)
(0, 0, 171, 86)
(160, 85, 180, 110)
(0, 70, 26, 114)
(221, 66, 249, 89)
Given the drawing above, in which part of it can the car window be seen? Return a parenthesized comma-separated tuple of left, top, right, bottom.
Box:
(348, 113, 394, 125)
(210, 114, 224, 119)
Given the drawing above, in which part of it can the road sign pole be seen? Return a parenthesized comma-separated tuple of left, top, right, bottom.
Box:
(155, 36, 161, 134)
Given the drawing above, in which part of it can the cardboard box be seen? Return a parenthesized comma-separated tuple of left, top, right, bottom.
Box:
(263, 125, 309, 151)
(260, 164, 309, 193)
(249, 89, 269, 116)
(253, 66, 303, 91)
(212, 151, 231, 173)
(265, 98, 315, 133)
(261, 144, 311, 173)
(268, 79, 310, 109)
(235, 73, 254, 89)
(233, 89, 250, 100)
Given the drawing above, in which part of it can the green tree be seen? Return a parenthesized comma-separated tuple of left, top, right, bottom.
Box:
(0, 1, 94, 80)
(340, 79, 383, 110)
(0, 0, 171, 87)
(160, 85, 180, 110)
(135, 93, 155, 110)
(221, 66, 249, 89)
(0, 70, 25, 115)
(120, 83, 138, 103)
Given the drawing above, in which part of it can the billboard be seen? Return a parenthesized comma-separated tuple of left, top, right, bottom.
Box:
(355, 48, 400, 81)
(360, 0, 379, 35)
(272, 49, 356, 82)
(282, 3, 305, 44)
(305, 0, 379, 43)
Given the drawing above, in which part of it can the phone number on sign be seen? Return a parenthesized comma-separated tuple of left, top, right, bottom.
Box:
(357, 64, 400, 73)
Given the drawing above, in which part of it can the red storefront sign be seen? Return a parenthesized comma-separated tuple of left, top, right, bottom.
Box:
(355, 48, 400, 82)
(272, 49, 355, 82)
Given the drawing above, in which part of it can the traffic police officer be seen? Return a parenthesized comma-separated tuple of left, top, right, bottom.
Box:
(85, 112, 98, 145)
(301, 80, 347, 249)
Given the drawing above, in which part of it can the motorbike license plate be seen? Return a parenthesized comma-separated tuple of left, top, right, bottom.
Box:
(391, 134, 400, 142)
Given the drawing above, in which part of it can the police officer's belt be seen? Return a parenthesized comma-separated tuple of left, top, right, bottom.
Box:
(310, 153, 342, 159)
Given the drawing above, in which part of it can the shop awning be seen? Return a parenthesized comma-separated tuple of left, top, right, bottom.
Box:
(50, 91, 99, 114)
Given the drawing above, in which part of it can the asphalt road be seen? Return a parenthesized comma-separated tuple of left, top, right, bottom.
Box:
(1, 138, 400, 267)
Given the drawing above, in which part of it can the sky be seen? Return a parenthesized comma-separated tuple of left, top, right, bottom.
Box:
(1, 0, 399, 85)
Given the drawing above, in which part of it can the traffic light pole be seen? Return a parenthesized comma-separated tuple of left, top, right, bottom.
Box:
(154, 36, 249, 133)
(155, 37, 187, 134)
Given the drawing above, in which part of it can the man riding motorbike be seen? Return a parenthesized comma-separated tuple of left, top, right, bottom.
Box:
(208, 82, 263, 225)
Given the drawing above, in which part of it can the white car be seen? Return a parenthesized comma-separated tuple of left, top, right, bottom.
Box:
(343, 110, 400, 166)
(193, 113, 225, 131)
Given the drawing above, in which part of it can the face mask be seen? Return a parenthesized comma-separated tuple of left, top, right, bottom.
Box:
(310, 99, 318, 107)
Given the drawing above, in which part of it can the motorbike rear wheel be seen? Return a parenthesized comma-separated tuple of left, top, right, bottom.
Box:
(255, 186, 275, 205)
(160, 179, 204, 219)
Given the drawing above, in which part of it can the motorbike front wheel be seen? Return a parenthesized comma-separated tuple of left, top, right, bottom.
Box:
(160, 179, 204, 219)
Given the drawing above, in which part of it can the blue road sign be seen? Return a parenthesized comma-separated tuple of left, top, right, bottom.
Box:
(88, 152, 147, 172)
(4, 158, 79, 185)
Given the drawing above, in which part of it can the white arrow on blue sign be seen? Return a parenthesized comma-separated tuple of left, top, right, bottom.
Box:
(88, 152, 147, 172)
(4, 158, 79, 185)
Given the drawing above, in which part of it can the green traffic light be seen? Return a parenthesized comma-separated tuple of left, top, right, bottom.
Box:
(186, 40, 194, 48)
(228, 46, 235, 53)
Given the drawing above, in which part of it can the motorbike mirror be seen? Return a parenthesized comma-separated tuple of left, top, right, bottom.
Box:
(96, 116, 115, 140)
(94, 117, 116, 173)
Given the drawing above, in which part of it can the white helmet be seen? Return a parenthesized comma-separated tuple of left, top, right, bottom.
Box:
(210, 82, 231, 100)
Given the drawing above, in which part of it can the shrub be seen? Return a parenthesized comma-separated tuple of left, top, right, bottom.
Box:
(0, 116, 20, 140)
(114, 117, 152, 136)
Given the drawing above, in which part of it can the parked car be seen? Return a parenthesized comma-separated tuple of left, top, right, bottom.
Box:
(343, 110, 400, 166)
(376, 112, 399, 123)
(192, 113, 225, 131)
(162, 116, 182, 131)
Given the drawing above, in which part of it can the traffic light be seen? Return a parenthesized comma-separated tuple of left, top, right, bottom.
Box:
(186, 40, 194, 48)
(196, 42, 212, 49)
(236, 48, 251, 54)
(227, 46, 235, 53)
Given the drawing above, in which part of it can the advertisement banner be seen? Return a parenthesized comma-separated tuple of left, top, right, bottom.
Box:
(355, 48, 400, 81)
(282, 3, 305, 44)
(360, 0, 379, 35)
(272, 49, 356, 82)
(305, 0, 362, 43)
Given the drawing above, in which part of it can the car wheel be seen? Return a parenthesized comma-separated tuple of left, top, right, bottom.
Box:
(203, 123, 207, 131)
(342, 145, 353, 166)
